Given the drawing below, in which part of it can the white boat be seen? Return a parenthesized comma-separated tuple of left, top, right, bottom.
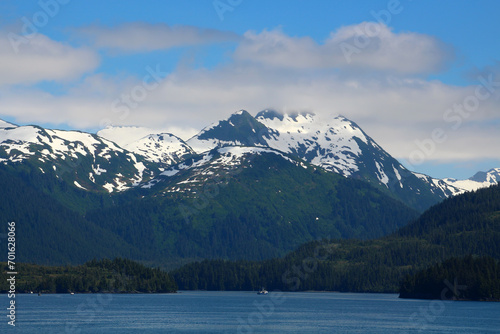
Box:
(257, 288, 268, 295)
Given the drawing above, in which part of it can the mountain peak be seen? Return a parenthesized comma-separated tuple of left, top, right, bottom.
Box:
(0, 119, 18, 129)
(232, 109, 250, 116)
(469, 168, 500, 183)
(187, 110, 269, 153)
(225, 109, 256, 123)
(124, 132, 194, 165)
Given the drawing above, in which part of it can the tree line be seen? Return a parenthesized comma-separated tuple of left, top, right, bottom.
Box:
(0, 258, 177, 293)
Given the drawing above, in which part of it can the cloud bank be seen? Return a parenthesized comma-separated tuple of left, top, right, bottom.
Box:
(0, 33, 99, 85)
(235, 23, 453, 74)
(78, 22, 240, 53)
(0, 22, 498, 171)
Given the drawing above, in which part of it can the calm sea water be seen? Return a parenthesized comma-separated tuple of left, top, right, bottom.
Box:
(2, 291, 499, 333)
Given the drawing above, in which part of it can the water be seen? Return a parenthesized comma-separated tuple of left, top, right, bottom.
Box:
(2, 291, 499, 333)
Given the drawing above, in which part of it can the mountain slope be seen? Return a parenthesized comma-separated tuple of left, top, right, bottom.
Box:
(399, 256, 500, 301)
(443, 168, 500, 193)
(98, 126, 195, 166)
(123, 133, 195, 165)
(0, 123, 157, 193)
(186, 110, 269, 152)
(85, 147, 419, 261)
(0, 166, 141, 264)
(187, 110, 462, 211)
(172, 184, 500, 292)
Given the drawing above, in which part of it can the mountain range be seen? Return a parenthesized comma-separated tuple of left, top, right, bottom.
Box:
(0, 110, 498, 265)
(2, 110, 495, 204)
(100, 109, 498, 210)
(171, 183, 500, 293)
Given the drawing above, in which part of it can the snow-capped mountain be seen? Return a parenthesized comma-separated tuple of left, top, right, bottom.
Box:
(186, 110, 467, 210)
(186, 110, 269, 153)
(187, 110, 412, 183)
(0, 122, 156, 192)
(413, 173, 463, 197)
(0, 119, 17, 128)
(0, 112, 497, 210)
(98, 126, 195, 166)
(255, 110, 366, 177)
(122, 133, 194, 165)
(442, 168, 500, 193)
(147, 145, 305, 195)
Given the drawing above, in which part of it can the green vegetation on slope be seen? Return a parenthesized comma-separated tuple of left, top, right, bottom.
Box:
(0, 258, 177, 293)
(0, 166, 141, 265)
(171, 184, 500, 293)
(400, 256, 500, 301)
(86, 153, 418, 261)
(0, 151, 418, 266)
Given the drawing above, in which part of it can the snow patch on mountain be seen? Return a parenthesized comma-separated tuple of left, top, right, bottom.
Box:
(73, 181, 87, 190)
(186, 110, 268, 153)
(442, 168, 500, 193)
(256, 110, 367, 176)
(0, 124, 155, 192)
(413, 172, 463, 196)
(0, 119, 17, 129)
(157, 146, 300, 194)
(123, 133, 194, 165)
(375, 161, 389, 187)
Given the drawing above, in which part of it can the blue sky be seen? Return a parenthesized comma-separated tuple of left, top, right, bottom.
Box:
(0, 0, 499, 179)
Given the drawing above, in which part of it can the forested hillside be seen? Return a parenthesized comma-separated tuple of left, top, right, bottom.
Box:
(0, 258, 177, 293)
(171, 184, 500, 292)
(0, 166, 141, 264)
(0, 151, 419, 265)
(83, 153, 419, 262)
(400, 256, 500, 301)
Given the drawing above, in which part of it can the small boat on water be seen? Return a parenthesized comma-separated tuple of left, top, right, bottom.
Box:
(257, 288, 269, 295)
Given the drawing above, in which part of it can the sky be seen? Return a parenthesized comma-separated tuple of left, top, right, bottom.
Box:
(0, 0, 499, 179)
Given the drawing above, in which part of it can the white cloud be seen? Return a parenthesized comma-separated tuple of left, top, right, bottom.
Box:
(0, 24, 497, 172)
(0, 33, 99, 86)
(2, 62, 498, 166)
(234, 23, 453, 74)
(78, 22, 239, 53)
